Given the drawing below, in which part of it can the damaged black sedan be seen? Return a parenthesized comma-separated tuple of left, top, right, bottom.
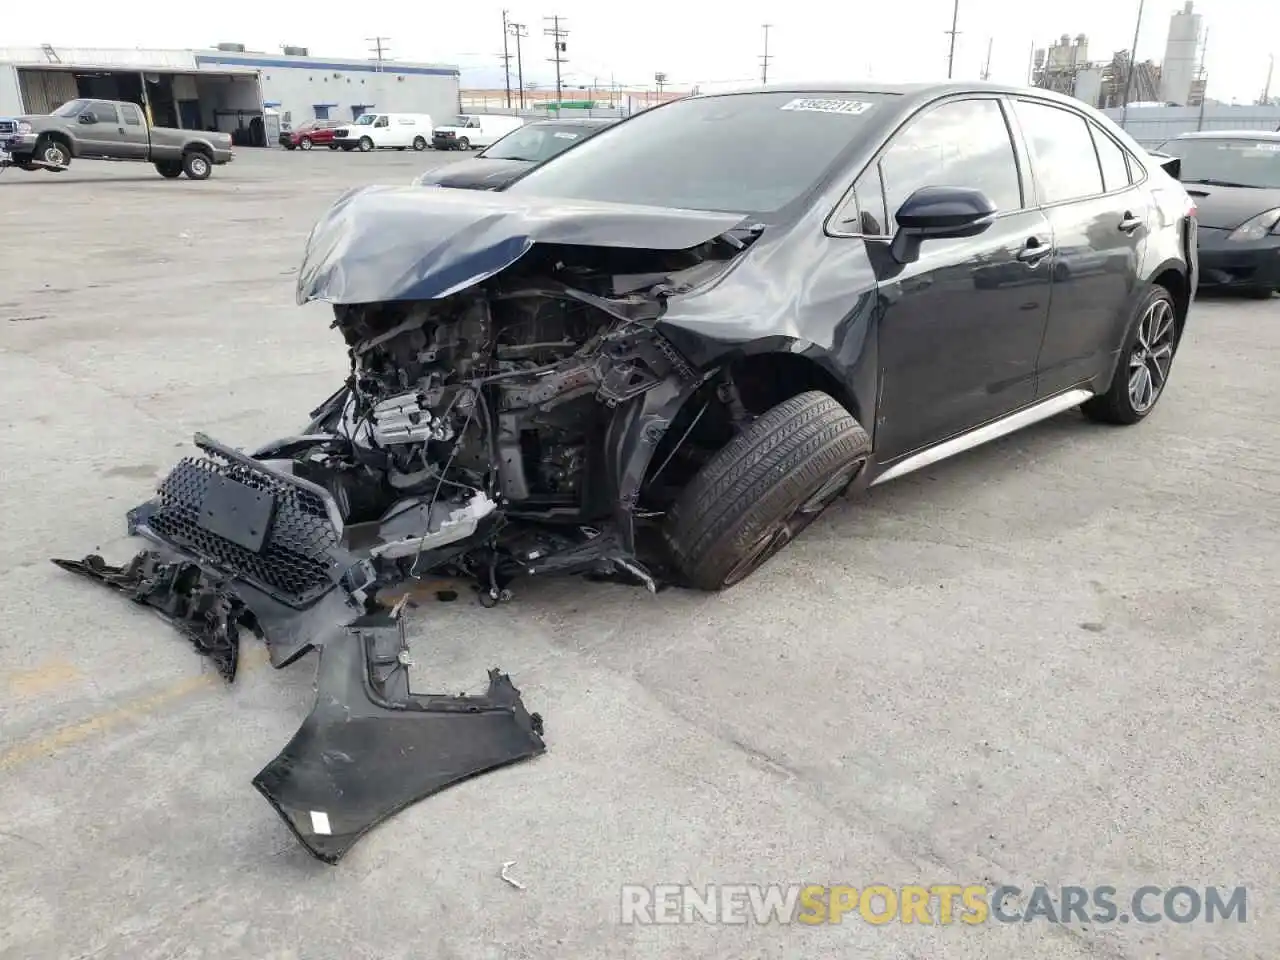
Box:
(57, 82, 1197, 862)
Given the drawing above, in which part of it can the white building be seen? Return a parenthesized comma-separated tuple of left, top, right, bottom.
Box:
(0, 44, 460, 144)
(1159, 1, 1203, 106)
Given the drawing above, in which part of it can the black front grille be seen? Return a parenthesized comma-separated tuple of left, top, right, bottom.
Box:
(334, 128, 349, 138)
(0, 120, 16, 136)
(147, 453, 340, 606)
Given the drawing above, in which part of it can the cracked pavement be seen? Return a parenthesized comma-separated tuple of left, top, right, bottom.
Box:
(1, 149, 1277, 960)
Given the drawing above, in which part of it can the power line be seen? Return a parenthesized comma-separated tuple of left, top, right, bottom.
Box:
(366, 36, 391, 72)
(501, 10, 513, 108)
(944, 1, 960, 79)
(543, 15, 569, 106)
(760, 24, 773, 84)
(508, 22, 528, 109)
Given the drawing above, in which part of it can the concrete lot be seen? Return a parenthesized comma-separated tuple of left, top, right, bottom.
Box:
(0, 147, 1277, 960)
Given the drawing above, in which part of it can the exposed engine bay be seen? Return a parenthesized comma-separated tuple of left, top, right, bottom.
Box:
(53, 201, 760, 862)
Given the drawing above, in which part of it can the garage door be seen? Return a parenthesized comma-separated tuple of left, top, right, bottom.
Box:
(18, 70, 79, 114)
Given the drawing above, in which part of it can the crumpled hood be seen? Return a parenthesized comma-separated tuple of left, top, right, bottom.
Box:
(1185, 184, 1280, 231)
(296, 184, 748, 305)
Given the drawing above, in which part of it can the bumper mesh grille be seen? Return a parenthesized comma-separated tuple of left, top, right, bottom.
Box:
(147, 454, 339, 606)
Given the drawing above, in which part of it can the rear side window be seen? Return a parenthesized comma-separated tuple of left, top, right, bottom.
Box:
(121, 104, 141, 126)
(1013, 100, 1104, 203)
(1090, 124, 1132, 192)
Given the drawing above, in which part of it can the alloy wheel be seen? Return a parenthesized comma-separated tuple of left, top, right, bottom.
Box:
(43, 143, 68, 166)
(1128, 298, 1176, 414)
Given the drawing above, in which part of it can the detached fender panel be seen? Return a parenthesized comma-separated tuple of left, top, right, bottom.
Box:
(252, 613, 546, 864)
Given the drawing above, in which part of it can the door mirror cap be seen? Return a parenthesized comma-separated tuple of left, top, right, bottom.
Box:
(78, 112, 97, 124)
(890, 186, 997, 264)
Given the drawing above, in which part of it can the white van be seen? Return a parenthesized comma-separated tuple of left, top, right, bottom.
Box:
(431, 114, 524, 151)
(334, 113, 434, 152)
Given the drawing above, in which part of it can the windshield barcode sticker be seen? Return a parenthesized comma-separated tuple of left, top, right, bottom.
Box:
(780, 98, 873, 115)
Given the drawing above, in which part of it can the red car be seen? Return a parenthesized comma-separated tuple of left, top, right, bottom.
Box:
(280, 120, 342, 151)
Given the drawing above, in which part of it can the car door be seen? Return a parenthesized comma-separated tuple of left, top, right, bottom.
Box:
(843, 96, 1054, 459)
(76, 101, 124, 157)
(116, 102, 149, 159)
(1007, 98, 1150, 395)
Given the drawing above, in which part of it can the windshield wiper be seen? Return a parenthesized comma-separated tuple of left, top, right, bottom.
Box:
(1184, 178, 1259, 188)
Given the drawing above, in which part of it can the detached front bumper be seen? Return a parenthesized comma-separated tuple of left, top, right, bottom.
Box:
(1197, 227, 1280, 291)
(52, 432, 546, 863)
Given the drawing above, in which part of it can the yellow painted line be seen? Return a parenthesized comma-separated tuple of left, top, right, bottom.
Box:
(0, 646, 271, 772)
(7, 658, 84, 699)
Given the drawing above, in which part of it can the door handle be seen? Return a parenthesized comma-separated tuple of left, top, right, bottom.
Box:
(1118, 213, 1143, 233)
(1016, 239, 1052, 264)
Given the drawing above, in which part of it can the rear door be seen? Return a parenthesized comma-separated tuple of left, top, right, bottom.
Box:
(117, 102, 149, 158)
(846, 96, 1054, 459)
(1008, 98, 1149, 395)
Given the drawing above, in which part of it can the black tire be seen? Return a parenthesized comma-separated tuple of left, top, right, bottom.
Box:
(341, 143, 355, 152)
(1082, 285, 1179, 426)
(412, 136, 427, 151)
(358, 136, 374, 152)
(284, 144, 296, 151)
(155, 160, 183, 179)
(299, 136, 313, 150)
(182, 150, 212, 180)
(663, 390, 870, 591)
(36, 136, 70, 170)
(1243, 286, 1275, 300)
(458, 137, 471, 150)
(328, 143, 339, 150)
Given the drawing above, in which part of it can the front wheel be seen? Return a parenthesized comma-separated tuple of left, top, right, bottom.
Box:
(458, 137, 471, 150)
(1082, 285, 1179, 425)
(663, 390, 870, 591)
(182, 151, 212, 180)
(37, 137, 70, 170)
(328, 143, 339, 150)
(358, 137, 374, 152)
(299, 137, 313, 150)
(412, 136, 427, 151)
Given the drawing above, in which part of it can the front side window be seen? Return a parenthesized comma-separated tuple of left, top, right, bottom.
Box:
(1013, 99, 1105, 203)
(121, 103, 142, 126)
(505, 90, 892, 216)
(353, 114, 375, 125)
(1157, 137, 1280, 189)
(90, 102, 119, 124)
(374, 116, 389, 128)
(852, 98, 1022, 236)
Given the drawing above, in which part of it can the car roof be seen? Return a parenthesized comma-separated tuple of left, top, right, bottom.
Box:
(691, 79, 1091, 110)
(1166, 129, 1280, 141)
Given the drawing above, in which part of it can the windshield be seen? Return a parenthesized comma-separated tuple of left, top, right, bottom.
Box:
(504, 91, 890, 215)
(1160, 137, 1280, 189)
(353, 114, 375, 125)
(52, 99, 89, 118)
(482, 124, 599, 162)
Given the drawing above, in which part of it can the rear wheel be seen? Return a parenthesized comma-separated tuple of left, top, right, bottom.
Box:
(358, 136, 374, 152)
(412, 136, 427, 151)
(1082, 285, 1179, 425)
(1243, 286, 1275, 300)
(663, 390, 870, 591)
(341, 143, 355, 152)
(182, 151, 212, 180)
(155, 159, 183, 178)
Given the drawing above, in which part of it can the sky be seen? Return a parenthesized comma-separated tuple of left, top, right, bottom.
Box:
(4, 0, 1277, 103)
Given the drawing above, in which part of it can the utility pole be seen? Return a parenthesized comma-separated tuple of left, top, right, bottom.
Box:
(981, 37, 993, 80)
(1027, 40, 1037, 85)
(1119, 0, 1146, 129)
(366, 36, 391, 72)
(544, 15, 569, 107)
(508, 22, 528, 109)
(760, 24, 773, 84)
(655, 71, 667, 95)
(944, 0, 960, 79)
(1263, 54, 1275, 105)
(1196, 28, 1210, 129)
(501, 10, 513, 108)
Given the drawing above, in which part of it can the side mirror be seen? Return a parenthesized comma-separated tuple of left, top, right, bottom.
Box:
(78, 112, 97, 124)
(890, 186, 997, 264)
